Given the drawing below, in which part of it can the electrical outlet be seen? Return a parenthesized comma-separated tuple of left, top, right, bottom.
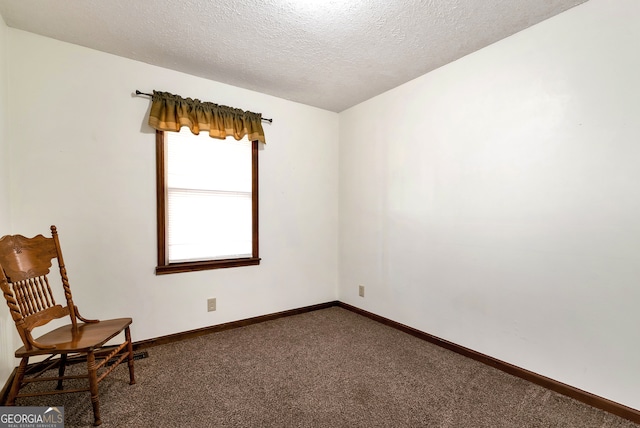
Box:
(358, 285, 365, 297)
(207, 298, 216, 312)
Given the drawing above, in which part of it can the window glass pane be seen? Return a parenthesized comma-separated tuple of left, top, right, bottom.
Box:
(167, 129, 251, 192)
(166, 129, 252, 263)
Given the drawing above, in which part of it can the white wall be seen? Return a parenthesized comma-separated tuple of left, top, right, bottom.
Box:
(0, 11, 16, 387)
(5, 30, 339, 349)
(339, 0, 640, 410)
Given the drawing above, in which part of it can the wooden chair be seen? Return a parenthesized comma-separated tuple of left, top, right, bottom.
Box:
(0, 225, 135, 426)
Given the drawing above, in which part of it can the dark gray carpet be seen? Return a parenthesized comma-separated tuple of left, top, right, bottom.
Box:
(12, 307, 640, 427)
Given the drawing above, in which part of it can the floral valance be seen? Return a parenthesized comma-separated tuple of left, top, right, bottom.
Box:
(148, 90, 266, 144)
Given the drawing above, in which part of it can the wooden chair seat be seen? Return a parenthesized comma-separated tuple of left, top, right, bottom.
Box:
(0, 226, 135, 426)
(16, 318, 133, 357)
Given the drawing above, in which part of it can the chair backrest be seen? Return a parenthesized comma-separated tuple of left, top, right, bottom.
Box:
(0, 225, 79, 350)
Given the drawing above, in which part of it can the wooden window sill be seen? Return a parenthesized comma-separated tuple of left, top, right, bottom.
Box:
(155, 257, 261, 275)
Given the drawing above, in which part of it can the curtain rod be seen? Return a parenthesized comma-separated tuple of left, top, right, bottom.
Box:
(135, 90, 273, 123)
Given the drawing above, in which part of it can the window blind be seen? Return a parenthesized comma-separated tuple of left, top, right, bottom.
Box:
(166, 129, 252, 263)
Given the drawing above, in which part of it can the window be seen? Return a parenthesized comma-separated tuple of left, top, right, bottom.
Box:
(155, 129, 260, 274)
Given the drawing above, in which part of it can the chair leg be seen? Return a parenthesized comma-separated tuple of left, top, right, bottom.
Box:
(6, 357, 28, 405)
(56, 354, 67, 390)
(125, 326, 136, 385)
(86, 351, 102, 426)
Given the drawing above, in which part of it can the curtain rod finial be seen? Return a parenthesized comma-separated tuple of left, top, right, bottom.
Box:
(135, 90, 154, 98)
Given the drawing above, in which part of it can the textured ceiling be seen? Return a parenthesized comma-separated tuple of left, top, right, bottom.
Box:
(0, 0, 588, 112)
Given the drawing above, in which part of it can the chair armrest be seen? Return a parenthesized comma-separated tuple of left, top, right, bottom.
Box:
(75, 306, 99, 323)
